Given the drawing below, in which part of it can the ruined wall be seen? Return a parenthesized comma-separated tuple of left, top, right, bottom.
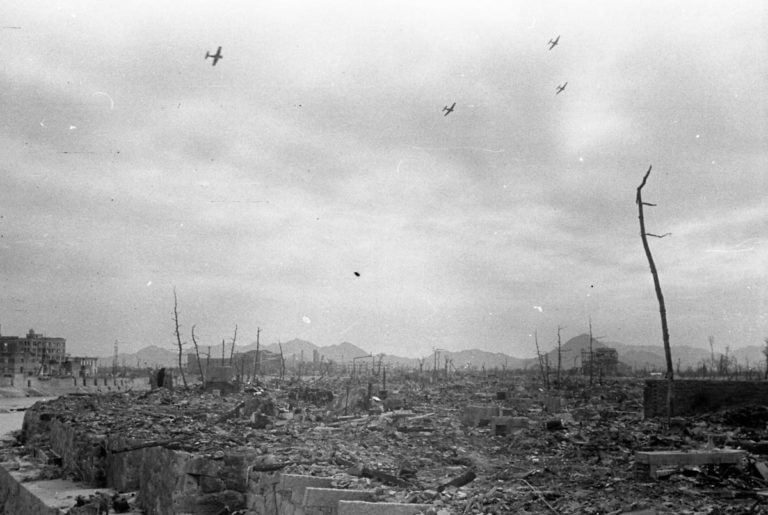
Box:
(8, 375, 149, 395)
(0, 465, 61, 514)
(644, 379, 768, 418)
(19, 407, 434, 515)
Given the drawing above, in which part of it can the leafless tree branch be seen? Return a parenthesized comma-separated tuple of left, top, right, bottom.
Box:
(172, 288, 188, 389)
(636, 165, 673, 422)
(191, 325, 205, 385)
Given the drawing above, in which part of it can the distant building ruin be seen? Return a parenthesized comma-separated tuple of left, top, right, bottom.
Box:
(0, 327, 97, 377)
(0, 328, 66, 376)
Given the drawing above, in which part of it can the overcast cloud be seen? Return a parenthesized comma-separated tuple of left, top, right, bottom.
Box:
(1, 1, 766, 358)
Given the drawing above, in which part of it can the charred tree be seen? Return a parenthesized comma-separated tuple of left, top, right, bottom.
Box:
(229, 324, 238, 366)
(534, 330, 548, 388)
(172, 288, 188, 389)
(191, 325, 206, 385)
(588, 318, 594, 386)
(636, 165, 673, 419)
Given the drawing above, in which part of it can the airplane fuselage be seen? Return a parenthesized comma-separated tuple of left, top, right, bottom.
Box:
(206, 47, 223, 66)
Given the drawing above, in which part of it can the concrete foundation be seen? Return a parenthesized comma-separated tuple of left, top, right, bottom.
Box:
(644, 379, 768, 417)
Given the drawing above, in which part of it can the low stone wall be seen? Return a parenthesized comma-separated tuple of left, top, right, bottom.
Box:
(20, 405, 434, 515)
(644, 379, 768, 418)
(0, 375, 150, 398)
(0, 465, 61, 515)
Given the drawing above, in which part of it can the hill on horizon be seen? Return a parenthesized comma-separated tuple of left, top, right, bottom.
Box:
(96, 335, 765, 374)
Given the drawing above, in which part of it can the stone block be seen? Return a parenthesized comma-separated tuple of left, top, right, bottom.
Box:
(460, 405, 499, 427)
(173, 490, 246, 514)
(185, 456, 222, 477)
(635, 449, 747, 479)
(302, 487, 375, 514)
(338, 500, 433, 514)
(278, 474, 335, 504)
(490, 416, 530, 435)
(0, 466, 61, 515)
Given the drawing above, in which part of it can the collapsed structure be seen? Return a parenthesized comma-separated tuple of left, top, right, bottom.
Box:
(1, 373, 766, 514)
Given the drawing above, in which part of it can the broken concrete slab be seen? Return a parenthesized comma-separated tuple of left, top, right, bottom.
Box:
(278, 473, 335, 504)
(302, 487, 375, 514)
(490, 416, 531, 435)
(0, 463, 142, 515)
(635, 449, 747, 479)
(337, 500, 433, 514)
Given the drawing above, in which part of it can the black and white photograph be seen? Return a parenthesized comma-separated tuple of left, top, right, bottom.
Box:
(0, 1, 766, 513)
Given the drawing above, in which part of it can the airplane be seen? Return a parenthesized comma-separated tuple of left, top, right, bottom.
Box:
(556, 82, 568, 95)
(442, 102, 456, 116)
(205, 46, 223, 66)
(548, 35, 560, 50)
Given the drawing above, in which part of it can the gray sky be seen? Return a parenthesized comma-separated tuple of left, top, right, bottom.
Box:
(1, 1, 766, 359)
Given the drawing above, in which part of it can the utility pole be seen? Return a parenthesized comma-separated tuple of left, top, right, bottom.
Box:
(556, 326, 563, 387)
(113, 340, 119, 376)
(254, 327, 261, 378)
(433, 347, 438, 382)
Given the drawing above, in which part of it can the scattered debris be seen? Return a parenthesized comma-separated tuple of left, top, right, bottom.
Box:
(3, 374, 768, 514)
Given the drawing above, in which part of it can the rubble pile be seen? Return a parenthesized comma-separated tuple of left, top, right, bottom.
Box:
(3, 375, 768, 514)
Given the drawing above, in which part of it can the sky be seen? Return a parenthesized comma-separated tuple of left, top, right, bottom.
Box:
(1, 1, 766, 360)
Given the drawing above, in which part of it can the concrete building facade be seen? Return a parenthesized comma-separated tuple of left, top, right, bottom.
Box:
(0, 328, 67, 376)
(0, 328, 98, 377)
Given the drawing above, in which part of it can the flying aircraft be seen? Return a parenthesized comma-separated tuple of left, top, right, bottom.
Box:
(442, 102, 456, 116)
(205, 46, 223, 66)
(556, 82, 568, 95)
(548, 35, 560, 50)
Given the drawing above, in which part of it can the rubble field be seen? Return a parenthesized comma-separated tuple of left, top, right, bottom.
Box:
(3, 373, 768, 514)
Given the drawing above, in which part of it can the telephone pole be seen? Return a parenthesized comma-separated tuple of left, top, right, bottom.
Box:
(113, 340, 119, 376)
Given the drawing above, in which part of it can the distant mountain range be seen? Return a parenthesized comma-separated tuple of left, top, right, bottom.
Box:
(97, 335, 766, 373)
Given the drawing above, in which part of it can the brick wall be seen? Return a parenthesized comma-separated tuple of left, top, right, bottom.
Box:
(644, 379, 768, 418)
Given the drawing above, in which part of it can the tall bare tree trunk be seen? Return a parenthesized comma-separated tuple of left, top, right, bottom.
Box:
(636, 165, 673, 421)
(172, 288, 188, 389)
(534, 330, 547, 387)
(588, 317, 594, 386)
(191, 325, 205, 385)
(229, 325, 238, 366)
